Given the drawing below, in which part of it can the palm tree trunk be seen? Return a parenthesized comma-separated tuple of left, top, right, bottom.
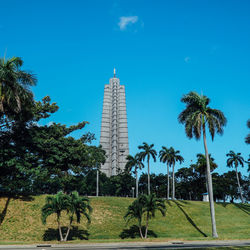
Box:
(57, 218, 63, 241)
(167, 164, 170, 200)
(202, 124, 218, 238)
(96, 169, 99, 197)
(172, 163, 175, 200)
(147, 157, 150, 195)
(64, 217, 73, 241)
(235, 166, 244, 203)
(138, 222, 143, 239)
(205, 172, 208, 194)
(136, 169, 138, 198)
(144, 212, 149, 238)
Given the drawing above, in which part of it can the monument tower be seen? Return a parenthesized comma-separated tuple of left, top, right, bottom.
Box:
(100, 69, 129, 177)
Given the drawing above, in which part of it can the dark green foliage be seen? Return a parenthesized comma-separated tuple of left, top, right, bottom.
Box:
(124, 194, 166, 239)
(178, 91, 227, 141)
(226, 151, 245, 203)
(138, 142, 157, 195)
(41, 191, 92, 241)
(0, 56, 36, 117)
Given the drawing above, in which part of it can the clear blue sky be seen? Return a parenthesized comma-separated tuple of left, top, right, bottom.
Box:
(1, 0, 249, 176)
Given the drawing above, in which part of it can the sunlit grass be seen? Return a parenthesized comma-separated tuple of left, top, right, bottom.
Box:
(0, 195, 249, 243)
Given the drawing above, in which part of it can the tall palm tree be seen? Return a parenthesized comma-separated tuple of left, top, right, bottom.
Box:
(125, 153, 144, 198)
(178, 91, 227, 238)
(226, 150, 245, 203)
(159, 146, 171, 200)
(138, 142, 157, 195)
(167, 147, 184, 200)
(245, 119, 250, 144)
(0, 56, 36, 116)
(41, 191, 69, 241)
(64, 191, 92, 241)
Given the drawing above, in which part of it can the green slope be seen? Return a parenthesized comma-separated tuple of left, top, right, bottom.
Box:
(0, 196, 249, 243)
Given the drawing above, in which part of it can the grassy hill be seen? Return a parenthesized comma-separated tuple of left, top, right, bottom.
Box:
(0, 195, 249, 243)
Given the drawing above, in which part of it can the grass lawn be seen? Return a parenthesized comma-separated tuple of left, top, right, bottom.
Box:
(0, 195, 249, 243)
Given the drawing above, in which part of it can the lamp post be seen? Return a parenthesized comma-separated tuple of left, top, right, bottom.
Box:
(96, 164, 99, 197)
(132, 187, 135, 198)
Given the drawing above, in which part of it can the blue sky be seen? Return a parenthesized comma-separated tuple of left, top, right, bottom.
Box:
(1, 0, 249, 176)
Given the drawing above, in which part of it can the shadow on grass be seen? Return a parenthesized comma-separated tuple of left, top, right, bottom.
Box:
(217, 202, 228, 208)
(14, 195, 34, 202)
(43, 226, 89, 241)
(166, 200, 172, 207)
(119, 225, 157, 239)
(173, 200, 207, 237)
(0, 197, 11, 226)
(178, 200, 190, 205)
(234, 203, 250, 215)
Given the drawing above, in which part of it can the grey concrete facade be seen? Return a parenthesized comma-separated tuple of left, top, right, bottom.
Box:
(100, 71, 129, 177)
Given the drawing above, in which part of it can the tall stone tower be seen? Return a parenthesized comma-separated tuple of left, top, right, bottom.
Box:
(100, 69, 129, 177)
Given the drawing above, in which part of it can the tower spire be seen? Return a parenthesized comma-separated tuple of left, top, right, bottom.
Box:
(113, 68, 116, 78)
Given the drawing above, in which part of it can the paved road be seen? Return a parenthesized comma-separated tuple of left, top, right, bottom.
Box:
(1, 240, 250, 249)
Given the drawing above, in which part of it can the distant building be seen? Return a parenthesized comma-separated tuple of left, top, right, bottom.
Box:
(202, 193, 209, 202)
(100, 69, 129, 177)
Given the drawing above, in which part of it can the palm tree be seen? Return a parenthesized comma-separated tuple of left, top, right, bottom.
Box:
(41, 191, 69, 241)
(64, 191, 92, 241)
(245, 119, 250, 144)
(124, 198, 144, 238)
(178, 91, 227, 238)
(140, 194, 166, 238)
(159, 146, 171, 200)
(124, 194, 166, 239)
(226, 151, 245, 203)
(0, 56, 36, 116)
(125, 154, 144, 198)
(167, 147, 184, 200)
(138, 142, 157, 195)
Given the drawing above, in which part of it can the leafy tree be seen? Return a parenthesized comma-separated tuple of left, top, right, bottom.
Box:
(245, 120, 250, 144)
(108, 172, 135, 197)
(226, 150, 245, 203)
(124, 194, 166, 239)
(178, 91, 227, 238)
(192, 153, 217, 193)
(159, 146, 171, 199)
(125, 154, 144, 198)
(175, 167, 201, 200)
(138, 142, 157, 195)
(0, 96, 58, 195)
(221, 171, 241, 203)
(41, 191, 69, 241)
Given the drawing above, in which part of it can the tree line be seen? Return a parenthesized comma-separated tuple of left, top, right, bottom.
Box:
(0, 56, 249, 240)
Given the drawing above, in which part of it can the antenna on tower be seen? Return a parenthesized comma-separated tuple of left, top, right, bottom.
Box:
(113, 68, 116, 78)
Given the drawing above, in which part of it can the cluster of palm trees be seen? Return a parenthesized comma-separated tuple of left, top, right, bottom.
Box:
(41, 191, 92, 241)
(127, 92, 227, 238)
(126, 144, 184, 201)
(124, 193, 166, 239)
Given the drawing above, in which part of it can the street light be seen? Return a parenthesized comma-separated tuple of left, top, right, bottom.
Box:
(132, 187, 135, 198)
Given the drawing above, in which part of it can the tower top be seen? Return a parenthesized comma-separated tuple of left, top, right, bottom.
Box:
(113, 68, 116, 78)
